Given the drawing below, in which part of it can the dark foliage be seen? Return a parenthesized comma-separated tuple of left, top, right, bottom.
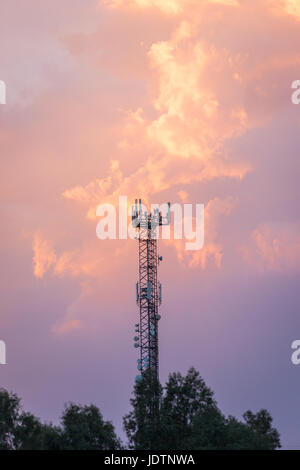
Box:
(0, 388, 121, 450)
(123, 368, 281, 450)
(0, 368, 281, 450)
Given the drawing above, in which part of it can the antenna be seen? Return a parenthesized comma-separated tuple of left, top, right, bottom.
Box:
(132, 200, 170, 383)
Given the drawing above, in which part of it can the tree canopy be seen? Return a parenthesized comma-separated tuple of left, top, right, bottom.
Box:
(0, 388, 121, 450)
(0, 368, 281, 450)
(123, 368, 281, 450)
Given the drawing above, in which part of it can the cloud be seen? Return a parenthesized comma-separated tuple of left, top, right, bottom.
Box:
(52, 319, 81, 335)
(103, 0, 300, 20)
(145, 26, 254, 158)
(33, 232, 57, 279)
(23, 0, 300, 335)
(102, 0, 239, 15)
(280, 0, 300, 20)
(62, 20, 252, 223)
(166, 196, 236, 269)
(240, 224, 300, 272)
(32, 232, 113, 280)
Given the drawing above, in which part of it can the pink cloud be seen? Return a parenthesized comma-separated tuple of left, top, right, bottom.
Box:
(102, 0, 239, 15)
(52, 319, 81, 335)
(33, 232, 57, 279)
(240, 224, 300, 272)
(167, 196, 236, 269)
(3, 0, 299, 337)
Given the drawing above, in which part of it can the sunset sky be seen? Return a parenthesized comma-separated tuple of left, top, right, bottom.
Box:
(1, 0, 300, 448)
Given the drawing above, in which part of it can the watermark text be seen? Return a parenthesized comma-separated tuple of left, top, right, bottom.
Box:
(0, 80, 6, 104)
(96, 197, 204, 251)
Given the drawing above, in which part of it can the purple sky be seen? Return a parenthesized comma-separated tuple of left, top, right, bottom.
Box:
(0, 0, 300, 448)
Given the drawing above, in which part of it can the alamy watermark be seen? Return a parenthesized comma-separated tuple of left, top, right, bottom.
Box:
(291, 80, 300, 105)
(0, 340, 6, 365)
(291, 340, 300, 365)
(0, 80, 6, 104)
(96, 197, 204, 251)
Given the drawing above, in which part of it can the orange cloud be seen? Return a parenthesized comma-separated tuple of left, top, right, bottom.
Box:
(166, 196, 236, 269)
(62, 20, 251, 223)
(103, 0, 300, 20)
(146, 29, 253, 158)
(35, 0, 299, 291)
(33, 232, 57, 279)
(102, 0, 239, 15)
(25, 0, 300, 338)
(280, 0, 300, 20)
(32, 232, 115, 280)
(52, 319, 81, 335)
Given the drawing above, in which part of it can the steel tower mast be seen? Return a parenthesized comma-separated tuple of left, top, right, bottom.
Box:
(132, 199, 170, 383)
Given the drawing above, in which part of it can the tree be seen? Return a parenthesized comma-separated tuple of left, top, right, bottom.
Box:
(0, 388, 57, 450)
(123, 369, 163, 450)
(187, 407, 281, 450)
(0, 372, 281, 450)
(124, 368, 219, 450)
(14, 412, 45, 450)
(0, 389, 21, 449)
(223, 409, 281, 450)
(40, 423, 64, 450)
(0, 388, 121, 450)
(123, 368, 281, 450)
(160, 368, 217, 449)
(186, 405, 228, 450)
(60, 403, 122, 450)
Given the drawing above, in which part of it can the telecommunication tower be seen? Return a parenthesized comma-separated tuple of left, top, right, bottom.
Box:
(132, 199, 170, 384)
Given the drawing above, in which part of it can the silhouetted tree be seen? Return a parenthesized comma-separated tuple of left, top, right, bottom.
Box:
(0, 389, 21, 449)
(224, 410, 281, 450)
(60, 403, 122, 450)
(184, 405, 228, 450)
(160, 368, 217, 449)
(123, 368, 281, 450)
(0, 388, 121, 450)
(123, 369, 162, 449)
(0, 371, 281, 450)
(0, 389, 53, 450)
